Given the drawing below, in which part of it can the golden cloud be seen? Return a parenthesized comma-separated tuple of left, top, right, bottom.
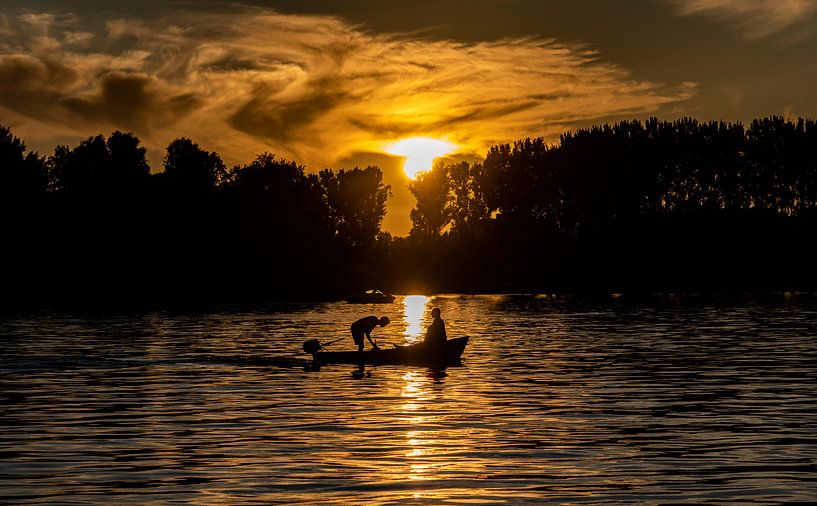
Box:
(1, 5, 696, 234)
(669, 0, 817, 38)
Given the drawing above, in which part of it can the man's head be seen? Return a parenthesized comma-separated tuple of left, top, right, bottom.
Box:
(431, 307, 441, 319)
(379, 316, 390, 326)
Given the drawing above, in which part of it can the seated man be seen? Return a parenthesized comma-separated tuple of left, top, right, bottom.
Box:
(423, 307, 447, 345)
(351, 315, 390, 352)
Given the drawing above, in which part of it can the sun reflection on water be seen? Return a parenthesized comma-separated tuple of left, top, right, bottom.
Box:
(403, 295, 430, 343)
(401, 370, 435, 481)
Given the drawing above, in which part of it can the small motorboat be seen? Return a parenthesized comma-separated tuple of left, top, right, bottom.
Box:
(304, 336, 469, 366)
(345, 289, 396, 304)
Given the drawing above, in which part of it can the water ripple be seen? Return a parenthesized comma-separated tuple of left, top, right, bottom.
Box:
(1, 294, 816, 504)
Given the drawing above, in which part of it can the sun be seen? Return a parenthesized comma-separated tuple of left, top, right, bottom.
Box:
(385, 137, 456, 179)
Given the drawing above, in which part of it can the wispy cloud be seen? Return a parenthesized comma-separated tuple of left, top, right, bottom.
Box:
(1, 5, 700, 235)
(1, 5, 694, 169)
(669, 0, 817, 38)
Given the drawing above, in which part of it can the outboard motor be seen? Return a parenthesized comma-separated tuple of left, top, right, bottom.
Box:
(302, 339, 322, 355)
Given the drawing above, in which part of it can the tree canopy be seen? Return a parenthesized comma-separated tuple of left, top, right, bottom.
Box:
(0, 125, 47, 197)
(1, 116, 816, 301)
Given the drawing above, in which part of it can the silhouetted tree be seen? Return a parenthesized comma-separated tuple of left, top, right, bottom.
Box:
(446, 161, 490, 235)
(48, 131, 149, 194)
(107, 131, 150, 189)
(0, 125, 47, 197)
(318, 166, 391, 249)
(226, 153, 329, 253)
(162, 138, 226, 192)
(49, 135, 107, 193)
(408, 162, 449, 237)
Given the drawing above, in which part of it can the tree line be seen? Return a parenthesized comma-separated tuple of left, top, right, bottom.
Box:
(2, 116, 816, 302)
(1, 126, 390, 302)
(398, 116, 817, 293)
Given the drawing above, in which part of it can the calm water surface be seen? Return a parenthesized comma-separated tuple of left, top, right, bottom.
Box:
(1, 294, 816, 504)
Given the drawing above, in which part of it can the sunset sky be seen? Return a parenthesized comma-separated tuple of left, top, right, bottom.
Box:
(2, 0, 815, 234)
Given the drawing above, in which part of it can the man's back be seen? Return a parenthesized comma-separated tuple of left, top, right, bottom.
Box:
(352, 315, 380, 334)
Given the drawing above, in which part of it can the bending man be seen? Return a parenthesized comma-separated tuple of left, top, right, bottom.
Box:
(351, 315, 390, 352)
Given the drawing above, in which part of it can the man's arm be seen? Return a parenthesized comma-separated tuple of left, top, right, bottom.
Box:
(365, 332, 378, 349)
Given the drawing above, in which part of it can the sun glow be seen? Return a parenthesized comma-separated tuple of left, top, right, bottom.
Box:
(403, 295, 430, 343)
(386, 138, 456, 179)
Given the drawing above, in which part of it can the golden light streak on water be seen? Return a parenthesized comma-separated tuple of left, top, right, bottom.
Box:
(401, 370, 424, 412)
(401, 370, 437, 482)
(403, 295, 430, 343)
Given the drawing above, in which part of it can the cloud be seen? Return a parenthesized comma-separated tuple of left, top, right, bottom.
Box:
(0, 5, 696, 232)
(1, 6, 694, 158)
(668, 0, 817, 38)
(61, 72, 202, 132)
(228, 75, 353, 142)
(0, 52, 201, 133)
(0, 54, 78, 119)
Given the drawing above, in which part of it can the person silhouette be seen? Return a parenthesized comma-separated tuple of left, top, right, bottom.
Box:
(423, 307, 447, 345)
(351, 315, 390, 352)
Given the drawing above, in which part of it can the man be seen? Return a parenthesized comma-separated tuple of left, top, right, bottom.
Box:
(424, 307, 447, 345)
(351, 315, 390, 352)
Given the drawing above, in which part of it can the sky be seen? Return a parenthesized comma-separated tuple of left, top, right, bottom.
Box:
(1, 0, 816, 235)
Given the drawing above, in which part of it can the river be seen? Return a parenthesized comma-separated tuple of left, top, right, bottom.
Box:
(2, 294, 816, 504)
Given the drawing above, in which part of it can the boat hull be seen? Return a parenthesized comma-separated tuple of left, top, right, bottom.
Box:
(314, 336, 469, 366)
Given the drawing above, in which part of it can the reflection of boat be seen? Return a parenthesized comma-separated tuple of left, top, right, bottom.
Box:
(313, 337, 469, 366)
(345, 289, 396, 304)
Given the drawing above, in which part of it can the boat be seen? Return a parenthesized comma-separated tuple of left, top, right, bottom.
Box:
(309, 336, 469, 366)
(345, 289, 396, 304)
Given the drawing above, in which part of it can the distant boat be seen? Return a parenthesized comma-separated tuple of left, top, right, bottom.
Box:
(345, 289, 396, 304)
(312, 337, 469, 366)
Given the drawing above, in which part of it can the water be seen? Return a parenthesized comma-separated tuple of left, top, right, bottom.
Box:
(2, 294, 816, 504)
